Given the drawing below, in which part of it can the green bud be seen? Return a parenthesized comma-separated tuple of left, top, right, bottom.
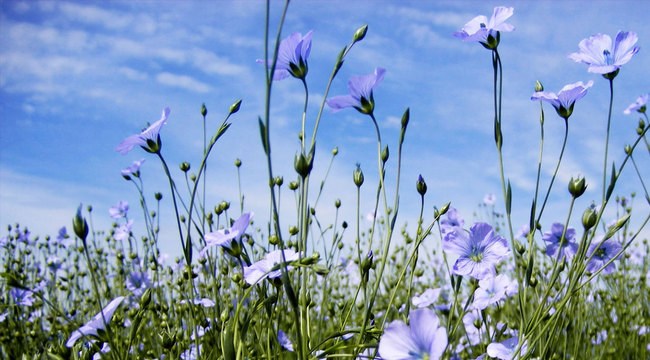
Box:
(180, 162, 190, 172)
(568, 176, 587, 198)
(381, 145, 389, 163)
(220, 201, 230, 212)
(313, 264, 329, 275)
(416, 175, 427, 196)
(231, 272, 242, 284)
(190, 173, 197, 182)
(515, 241, 525, 255)
(269, 235, 279, 245)
(72, 204, 89, 241)
(353, 24, 368, 43)
(289, 226, 299, 236)
(234, 158, 242, 167)
(353, 163, 364, 188)
(200, 103, 207, 117)
(439, 202, 451, 217)
(294, 152, 312, 178)
(624, 144, 633, 155)
(342, 221, 348, 229)
(139, 288, 153, 309)
(154, 192, 163, 201)
(275, 176, 284, 187)
(535, 80, 544, 92)
(332, 147, 339, 156)
(401, 108, 410, 129)
(229, 99, 242, 115)
(289, 181, 299, 191)
(335, 199, 341, 208)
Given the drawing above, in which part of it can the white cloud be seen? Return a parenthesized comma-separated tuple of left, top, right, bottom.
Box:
(156, 72, 211, 93)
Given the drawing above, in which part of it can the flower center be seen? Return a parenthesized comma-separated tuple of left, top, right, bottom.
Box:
(469, 245, 484, 262)
(595, 247, 606, 259)
(603, 49, 613, 65)
(480, 23, 487, 29)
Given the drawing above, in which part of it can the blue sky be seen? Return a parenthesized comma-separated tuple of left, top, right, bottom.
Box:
(1, 1, 648, 257)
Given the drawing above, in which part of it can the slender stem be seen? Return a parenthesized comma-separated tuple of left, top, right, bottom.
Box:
(602, 78, 615, 203)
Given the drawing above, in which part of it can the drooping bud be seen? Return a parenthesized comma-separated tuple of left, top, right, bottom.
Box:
(353, 164, 364, 188)
(416, 175, 427, 196)
(568, 176, 587, 198)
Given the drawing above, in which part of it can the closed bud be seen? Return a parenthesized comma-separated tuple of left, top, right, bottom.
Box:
(535, 80, 544, 92)
(200, 103, 207, 117)
(289, 181, 299, 191)
(342, 221, 348, 229)
(624, 144, 633, 155)
(140, 288, 153, 309)
(332, 147, 339, 156)
(439, 202, 451, 217)
(275, 176, 284, 187)
(72, 204, 89, 241)
(294, 152, 312, 178)
(289, 226, 299, 236)
(353, 163, 364, 187)
(234, 158, 242, 167)
(229, 99, 242, 115)
(515, 241, 525, 255)
(220, 201, 230, 212)
(353, 24, 368, 43)
(180, 162, 190, 172)
(568, 176, 587, 198)
(416, 175, 427, 196)
(154, 192, 163, 201)
(313, 264, 329, 275)
(335, 199, 341, 208)
(639, 119, 646, 130)
(190, 173, 197, 182)
(381, 145, 389, 163)
(401, 108, 410, 129)
(269, 234, 279, 245)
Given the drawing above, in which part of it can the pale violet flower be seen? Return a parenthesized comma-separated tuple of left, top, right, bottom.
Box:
(569, 31, 640, 75)
(483, 193, 496, 206)
(440, 207, 464, 236)
(486, 332, 527, 360)
(443, 222, 509, 280)
(116, 107, 170, 155)
(278, 330, 294, 352)
(542, 223, 578, 260)
(623, 93, 648, 114)
(378, 308, 448, 360)
(453, 6, 515, 49)
(472, 274, 518, 310)
(200, 212, 253, 258)
(531, 81, 593, 120)
(327, 67, 386, 115)
(243, 249, 301, 285)
(10, 288, 35, 306)
(121, 159, 145, 178)
(258, 31, 313, 80)
(586, 236, 622, 274)
(66, 296, 125, 347)
(126, 271, 151, 297)
(411, 288, 441, 309)
(113, 220, 133, 242)
(109, 201, 129, 219)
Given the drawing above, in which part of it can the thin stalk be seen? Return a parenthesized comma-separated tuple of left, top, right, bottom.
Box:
(602, 78, 615, 203)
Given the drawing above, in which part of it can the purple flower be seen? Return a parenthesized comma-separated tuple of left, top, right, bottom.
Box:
(116, 107, 170, 155)
(443, 222, 509, 279)
(411, 288, 441, 309)
(243, 249, 300, 285)
(258, 31, 313, 80)
(113, 220, 133, 242)
(623, 93, 648, 115)
(542, 223, 578, 260)
(483, 193, 496, 206)
(278, 330, 294, 352)
(486, 332, 527, 360)
(569, 31, 640, 75)
(531, 81, 593, 120)
(586, 236, 622, 274)
(440, 207, 464, 236)
(327, 67, 386, 115)
(453, 7, 514, 49)
(66, 296, 125, 347)
(121, 159, 145, 178)
(472, 274, 518, 310)
(378, 308, 448, 360)
(10, 288, 35, 306)
(109, 201, 129, 219)
(126, 271, 151, 297)
(200, 212, 253, 258)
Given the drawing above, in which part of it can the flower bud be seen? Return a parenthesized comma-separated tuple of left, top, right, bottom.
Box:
(294, 152, 312, 178)
(335, 199, 341, 208)
(353, 25, 368, 43)
(535, 80, 544, 92)
(401, 108, 410, 130)
(416, 175, 427, 196)
(140, 288, 153, 309)
(582, 207, 598, 230)
(568, 176, 587, 198)
(234, 158, 242, 168)
(332, 147, 339, 156)
(72, 204, 89, 241)
(624, 144, 633, 155)
(289, 226, 299, 236)
(342, 221, 348, 229)
(381, 145, 389, 163)
(353, 164, 364, 188)
(154, 192, 163, 201)
(275, 176, 284, 187)
(200, 103, 207, 117)
(289, 181, 299, 191)
(361, 250, 373, 283)
(269, 234, 279, 245)
(180, 162, 190, 172)
(229, 99, 242, 115)
(220, 201, 230, 212)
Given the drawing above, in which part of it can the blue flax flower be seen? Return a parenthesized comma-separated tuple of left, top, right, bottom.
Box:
(126, 271, 151, 297)
(569, 31, 640, 76)
(440, 207, 464, 236)
(472, 274, 518, 310)
(121, 159, 145, 178)
(542, 223, 578, 260)
(486, 332, 527, 360)
(327, 67, 386, 115)
(66, 296, 125, 347)
(109, 200, 129, 219)
(116, 107, 170, 155)
(531, 81, 593, 120)
(443, 222, 509, 280)
(10, 288, 35, 306)
(258, 31, 312, 80)
(243, 249, 300, 285)
(586, 236, 622, 274)
(623, 93, 648, 115)
(278, 330, 294, 352)
(378, 308, 448, 360)
(200, 212, 253, 258)
(453, 6, 514, 49)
